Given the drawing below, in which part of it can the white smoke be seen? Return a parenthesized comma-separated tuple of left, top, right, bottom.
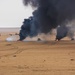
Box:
(66, 20, 75, 40)
(6, 35, 19, 42)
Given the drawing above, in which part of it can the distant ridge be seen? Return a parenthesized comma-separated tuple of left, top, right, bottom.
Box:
(0, 27, 20, 29)
(0, 28, 20, 32)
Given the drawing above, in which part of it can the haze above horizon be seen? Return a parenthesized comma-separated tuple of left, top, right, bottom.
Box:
(0, 0, 33, 28)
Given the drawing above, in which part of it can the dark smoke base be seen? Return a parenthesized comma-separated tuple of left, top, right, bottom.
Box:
(19, 0, 75, 41)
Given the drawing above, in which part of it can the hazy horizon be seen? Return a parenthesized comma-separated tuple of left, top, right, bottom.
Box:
(0, 28, 20, 33)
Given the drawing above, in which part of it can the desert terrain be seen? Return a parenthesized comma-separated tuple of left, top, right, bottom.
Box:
(0, 28, 75, 75)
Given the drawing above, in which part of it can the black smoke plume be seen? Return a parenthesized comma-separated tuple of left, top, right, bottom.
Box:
(56, 25, 69, 41)
(19, 16, 39, 40)
(19, 0, 75, 41)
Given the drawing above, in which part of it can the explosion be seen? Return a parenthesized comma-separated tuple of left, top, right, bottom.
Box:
(19, 0, 75, 41)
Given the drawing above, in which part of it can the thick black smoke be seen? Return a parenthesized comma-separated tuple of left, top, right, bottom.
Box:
(19, 16, 39, 40)
(19, 0, 75, 41)
(56, 25, 69, 41)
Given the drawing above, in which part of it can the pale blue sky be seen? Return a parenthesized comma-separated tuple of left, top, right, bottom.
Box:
(0, 0, 33, 28)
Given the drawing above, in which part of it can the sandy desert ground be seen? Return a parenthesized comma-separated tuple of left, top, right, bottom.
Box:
(0, 29, 75, 75)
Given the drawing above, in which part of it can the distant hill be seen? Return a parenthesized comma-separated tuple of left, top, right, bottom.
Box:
(0, 27, 20, 33)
